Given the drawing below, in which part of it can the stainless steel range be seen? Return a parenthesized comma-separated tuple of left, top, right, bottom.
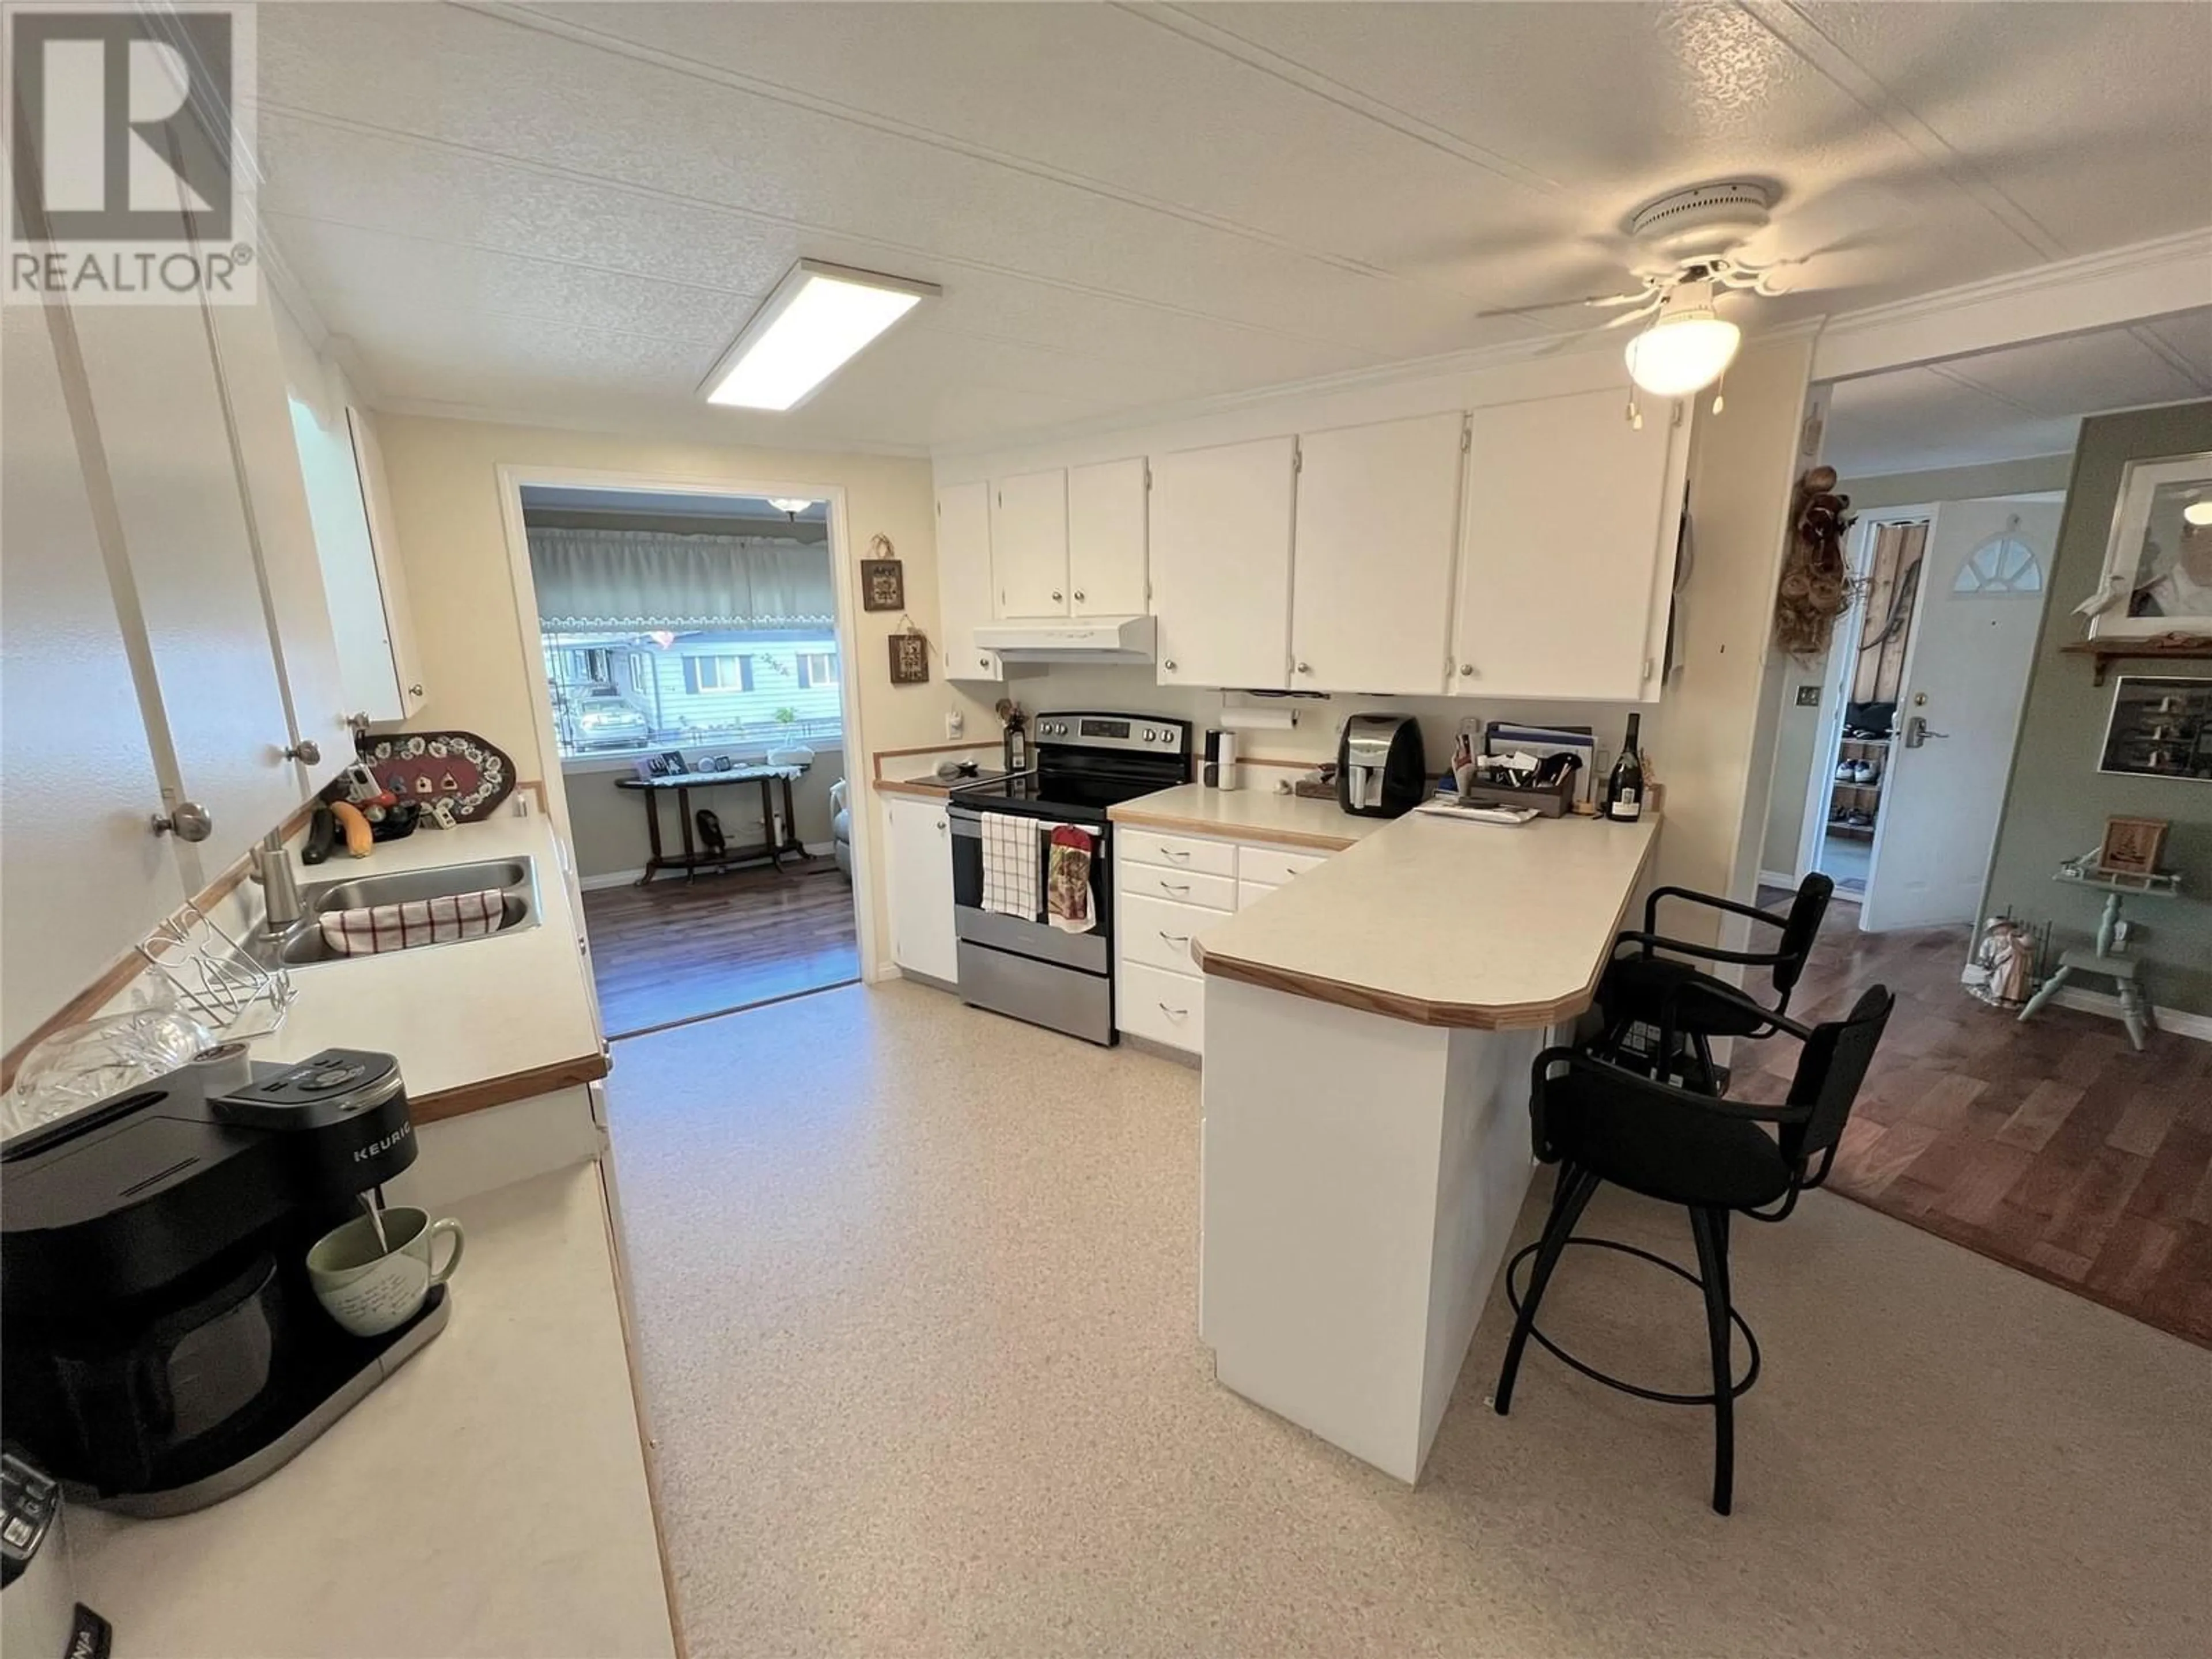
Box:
(948, 713, 1192, 1044)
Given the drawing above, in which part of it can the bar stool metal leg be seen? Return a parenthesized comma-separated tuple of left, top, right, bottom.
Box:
(1688, 1205, 1736, 1515)
(1493, 1164, 1600, 1416)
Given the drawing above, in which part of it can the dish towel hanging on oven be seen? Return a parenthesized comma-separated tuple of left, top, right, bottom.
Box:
(980, 812, 1040, 919)
(1046, 824, 1096, 934)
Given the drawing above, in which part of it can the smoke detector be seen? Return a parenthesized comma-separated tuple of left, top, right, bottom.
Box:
(1626, 181, 1774, 271)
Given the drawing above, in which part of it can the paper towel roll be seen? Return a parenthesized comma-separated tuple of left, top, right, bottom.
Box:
(1218, 707, 1296, 732)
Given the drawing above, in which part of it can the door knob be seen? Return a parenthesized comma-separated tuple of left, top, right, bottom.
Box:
(151, 801, 213, 842)
(283, 738, 322, 764)
(1903, 715, 1949, 748)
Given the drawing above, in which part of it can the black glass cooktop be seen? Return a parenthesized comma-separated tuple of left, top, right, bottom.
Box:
(948, 772, 1127, 822)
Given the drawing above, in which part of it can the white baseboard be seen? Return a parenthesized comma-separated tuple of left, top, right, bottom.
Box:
(1758, 868, 1799, 891)
(2050, 985, 2212, 1043)
(578, 868, 647, 891)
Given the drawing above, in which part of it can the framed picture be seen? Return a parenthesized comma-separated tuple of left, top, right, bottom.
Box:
(2098, 816, 2170, 877)
(658, 749, 689, 776)
(888, 631, 930, 685)
(639, 757, 667, 779)
(2098, 675, 2212, 781)
(861, 558, 906, 612)
(2086, 450, 2212, 639)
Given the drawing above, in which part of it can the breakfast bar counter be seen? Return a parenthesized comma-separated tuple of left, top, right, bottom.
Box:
(1192, 810, 1660, 1485)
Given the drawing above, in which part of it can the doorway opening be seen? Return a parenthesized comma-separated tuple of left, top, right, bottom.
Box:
(517, 482, 863, 1039)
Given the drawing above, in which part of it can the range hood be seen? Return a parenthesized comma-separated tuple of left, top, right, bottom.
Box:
(972, 614, 1156, 664)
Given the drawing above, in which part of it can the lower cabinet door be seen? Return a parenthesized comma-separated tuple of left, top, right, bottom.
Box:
(1118, 960, 1206, 1055)
(886, 797, 959, 984)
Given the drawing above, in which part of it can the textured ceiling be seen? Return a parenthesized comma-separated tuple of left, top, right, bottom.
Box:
(255, 2, 2212, 453)
(1823, 306, 2212, 478)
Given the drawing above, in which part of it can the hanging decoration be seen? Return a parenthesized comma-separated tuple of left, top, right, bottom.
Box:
(888, 613, 930, 684)
(1772, 465, 1858, 660)
(861, 533, 906, 612)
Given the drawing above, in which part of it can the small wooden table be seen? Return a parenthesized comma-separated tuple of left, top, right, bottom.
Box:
(615, 766, 807, 885)
(2016, 862, 2187, 1050)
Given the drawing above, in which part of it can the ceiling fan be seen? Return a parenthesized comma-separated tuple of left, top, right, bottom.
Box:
(1486, 181, 1796, 411)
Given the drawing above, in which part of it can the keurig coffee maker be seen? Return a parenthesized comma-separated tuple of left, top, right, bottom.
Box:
(0, 1049, 446, 1517)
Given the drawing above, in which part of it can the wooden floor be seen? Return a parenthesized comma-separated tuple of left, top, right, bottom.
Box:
(582, 858, 860, 1039)
(1739, 893, 2212, 1350)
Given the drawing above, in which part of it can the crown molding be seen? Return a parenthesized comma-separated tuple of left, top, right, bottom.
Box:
(1811, 227, 2212, 383)
(365, 394, 933, 460)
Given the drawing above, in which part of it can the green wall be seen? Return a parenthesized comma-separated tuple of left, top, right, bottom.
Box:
(1982, 401, 2212, 1016)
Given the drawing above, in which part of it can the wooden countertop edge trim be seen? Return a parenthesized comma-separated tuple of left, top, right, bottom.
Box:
(1190, 825, 1662, 1029)
(1104, 805, 1359, 853)
(410, 1051, 611, 1124)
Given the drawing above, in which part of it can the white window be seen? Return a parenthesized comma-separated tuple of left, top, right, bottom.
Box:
(686, 654, 755, 694)
(797, 651, 839, 690)
(1953, 534, 2044, 596)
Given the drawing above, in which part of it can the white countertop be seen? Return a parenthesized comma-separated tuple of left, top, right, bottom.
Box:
(254, 812, 602, 1103)
(1108, 783, 1388, 851)
(66, 1164, 676, 1658)
(1193, 810, 1661, 1028)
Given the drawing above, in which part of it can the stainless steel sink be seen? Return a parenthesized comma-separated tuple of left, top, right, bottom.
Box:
(248, 856, 540, 969)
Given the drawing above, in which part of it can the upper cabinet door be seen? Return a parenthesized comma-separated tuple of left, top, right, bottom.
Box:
(990, 469, 1070, 618)
(1067, 457, 1148, 617)
(935, 481, 1003, 681)
(69, 299, 306, 884)
(1150, 437, 1296, 689)
(344, 407, 427, 717)
(1291, 412, 1463, 695)
(207, 294, 351, 790)
(1453, 389, 1678, 702)
(1, 308, 188, 1053)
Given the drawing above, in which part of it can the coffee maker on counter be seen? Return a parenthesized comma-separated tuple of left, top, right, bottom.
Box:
(1, 1048, 444, 1517)
(1338, 715, 1427, 818)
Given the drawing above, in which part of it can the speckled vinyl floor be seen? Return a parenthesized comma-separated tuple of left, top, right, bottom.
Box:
(604, 981, 2210, 1659)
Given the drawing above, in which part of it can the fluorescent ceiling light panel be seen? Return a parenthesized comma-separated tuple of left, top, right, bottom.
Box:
(702, 260, 940, 411)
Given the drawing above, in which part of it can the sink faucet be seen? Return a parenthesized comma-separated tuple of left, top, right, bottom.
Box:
(253, 829, 304, 935)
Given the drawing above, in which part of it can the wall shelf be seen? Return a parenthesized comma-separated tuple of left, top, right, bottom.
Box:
(2059, 636, 2212, 687)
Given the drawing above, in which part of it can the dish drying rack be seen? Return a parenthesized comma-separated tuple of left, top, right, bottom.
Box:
(136, 900, 296, 1039)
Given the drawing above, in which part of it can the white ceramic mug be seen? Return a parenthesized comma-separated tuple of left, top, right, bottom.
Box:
(306, 1206, 463, 1337)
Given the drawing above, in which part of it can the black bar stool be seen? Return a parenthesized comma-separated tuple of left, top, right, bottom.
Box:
(1493, 984, 1894, 1514)
(1589, 874, 1834, 1092)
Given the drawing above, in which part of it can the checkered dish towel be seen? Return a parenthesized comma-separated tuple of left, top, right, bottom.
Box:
(980, 812, 1040, 921)
(319, 887, 506, 956)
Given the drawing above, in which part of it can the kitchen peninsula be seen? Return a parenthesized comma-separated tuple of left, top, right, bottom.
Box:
(1192, 807, 1661, 1483)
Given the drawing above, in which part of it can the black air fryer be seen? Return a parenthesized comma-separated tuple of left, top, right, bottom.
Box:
(0, 1048, 445, 1516)
(1338, 715, 1427, 818)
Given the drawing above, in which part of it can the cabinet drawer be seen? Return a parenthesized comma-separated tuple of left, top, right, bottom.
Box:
(1118, 827, 1236, 878)
(1237, 844, 1327, 887)
(1118, 863, 1236, 912)
(1118, 960, 1205, 1055)
(1236, 878, 1281, 912)
(1118, 891, 1221, 975)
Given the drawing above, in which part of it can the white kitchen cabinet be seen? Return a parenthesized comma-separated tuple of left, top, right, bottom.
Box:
(68, 298, 308, 886)
(346, 406, 427, 719)
(1291, 412, 1464, 695)
(935, 482, 1004, 682)
(1150, 437, 1297, 690)
(1067, 457, 1148, 616)
(991, 469, 1070, 618)
(0, 307, 189, 1053)
(883, 794, 959, 984)
(1452, 388, 1683, 702)
(209, 297, 353, 789)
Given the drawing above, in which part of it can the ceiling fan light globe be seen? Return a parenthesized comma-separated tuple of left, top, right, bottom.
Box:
(1625, 314, 1741, 397)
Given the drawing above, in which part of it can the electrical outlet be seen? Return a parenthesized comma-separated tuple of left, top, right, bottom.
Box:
(946, 709, 964, 740)
(1796, 685, 1822, 707)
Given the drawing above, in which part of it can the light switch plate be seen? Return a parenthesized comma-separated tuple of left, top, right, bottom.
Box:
(1796, 685, 1821, 707)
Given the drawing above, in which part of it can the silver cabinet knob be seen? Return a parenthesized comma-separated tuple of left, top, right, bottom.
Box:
(151, 801, 213, 842)
(1296, 661, 1311, 675)
(1073, 590, 1085, 603)
(283, 738, 323, 764)
(1459, 663, 1474, 677)
(1051, 590, 1063, 602)
(1162, 659, 1177, 672)
(979, 655, 991, 670)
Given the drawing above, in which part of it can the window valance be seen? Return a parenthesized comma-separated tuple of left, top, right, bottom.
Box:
(528, 527, 835, 630)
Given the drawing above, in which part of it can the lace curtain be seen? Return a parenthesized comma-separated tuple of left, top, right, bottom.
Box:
(528, 527, 835, 630)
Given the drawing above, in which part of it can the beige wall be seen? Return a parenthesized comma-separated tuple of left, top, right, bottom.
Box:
(1840, 452, 2073, 513)
(373, 415, 998, 963)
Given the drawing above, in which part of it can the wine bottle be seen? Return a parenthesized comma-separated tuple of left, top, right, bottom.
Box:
(1605, 714, 1645, 822)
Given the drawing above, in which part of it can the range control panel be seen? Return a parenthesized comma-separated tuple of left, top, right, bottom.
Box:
(1032, 714, 1190, 754)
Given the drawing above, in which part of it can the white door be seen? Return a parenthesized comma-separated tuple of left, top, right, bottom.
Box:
(885, 797, 959, 982)
(934, 482, 1003, 682)
(208, 294, 353, 794)
(1, 306, 188, 1051)
(1453, 388, 1677, 700)
(1863, 499, 2061, 931)
(1151, 437, 1297, 690)
(1291, 412, 1463, 694)
(1067, 457, 1148, 616)
(70, 298, 306, 884)
(990, 469, 1069, 618)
